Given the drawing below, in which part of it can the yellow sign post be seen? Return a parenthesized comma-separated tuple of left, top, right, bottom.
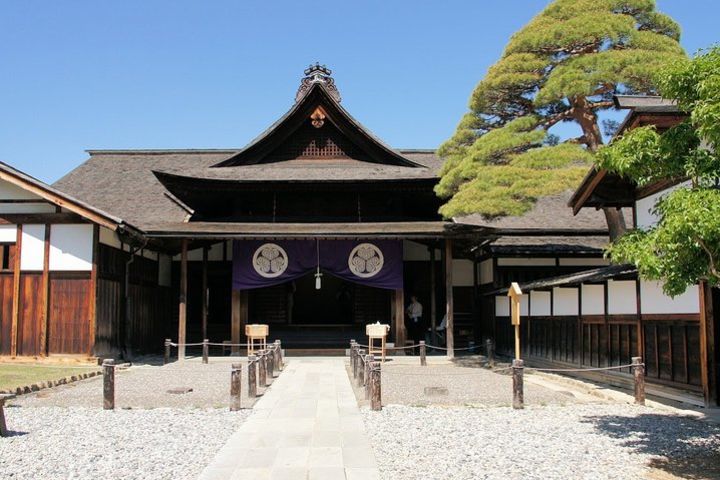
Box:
(507, 282, 522, 360)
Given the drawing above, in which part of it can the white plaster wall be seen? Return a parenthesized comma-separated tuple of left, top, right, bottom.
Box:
(226, 241, 233, 260)
(141, 249, 158, 261)
(159, 254, 172, 287)
(530, 290, 551, 316)
(0, 179, 41, 200)
(553, 287, 579, 316)
(495, 296, 509, 316)
(99, 226, 122, 249)
(558, 258, 609, 267)
(581, 284, 605, 315)
(20, 224, 45, 271)
(403, 240, 434, 261)
(452, 259, 474, 287)
(208, 242, 225, 261)
(0, 225, 17, 243)
(0, 203, 55, 214)
(636, 182, 690, 229)
(607, 280, 637, 314)
(49, 224, 93, 271)
(480, 259, 493, 285)
(497, 257, 556, 267)
(640, 280, 699, 314)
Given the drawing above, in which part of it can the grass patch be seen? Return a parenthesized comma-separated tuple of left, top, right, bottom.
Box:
(0, 363, 98, 391)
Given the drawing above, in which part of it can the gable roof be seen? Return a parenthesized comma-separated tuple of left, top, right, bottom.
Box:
(214, 82, 421, 168)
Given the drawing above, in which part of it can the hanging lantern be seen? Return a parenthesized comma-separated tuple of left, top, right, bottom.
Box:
(315, 239, 322, 289)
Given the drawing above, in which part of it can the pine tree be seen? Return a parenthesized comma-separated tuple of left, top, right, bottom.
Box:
(436, 0, 685, 237)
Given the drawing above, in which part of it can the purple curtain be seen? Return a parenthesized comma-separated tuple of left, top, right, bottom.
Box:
(232, 239, 403, 290)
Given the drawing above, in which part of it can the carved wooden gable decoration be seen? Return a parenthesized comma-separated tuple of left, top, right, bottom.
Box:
(213, 65, 419, 168)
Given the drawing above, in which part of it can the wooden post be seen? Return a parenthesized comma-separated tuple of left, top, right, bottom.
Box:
(699, 282, 717, 406)
(0, 394, 14, 437)
(429, 245, 437, 345)
(248, 355, 257, 398)
(10, 225, 22, 357)
(258, 350, 267, 387)
(39, 224, 50, 356)
(365, 354, 374, 400)
(103, 359, 115, 410)
(350, 340, 356, 373)
(394, 289, 405, 348)
(164, 338, 171, 365)
(445, 239, 454, 358)
(230, 363, 242, 411)
(371, 359, 382, 411)
(485, 338, 495, 367)
(201, 246, 208, 342)
(178, 239, 188, 361)
(508, 282, 523, 360)
(275, 340, 283, 370)
(202, 339, 209, 364)
(357, 349, 365, 387)
(512, 358, 524, 410)
(88, 224, 99, 356)
(231, 289, 241, 356)
(419, 341, 427, 366)
(632, 356, 646, 405)
(267, 348, 275, 379)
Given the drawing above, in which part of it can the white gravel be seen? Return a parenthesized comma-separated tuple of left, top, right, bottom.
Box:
(362, 404, 720, 480)
(0, 406, 249, 480)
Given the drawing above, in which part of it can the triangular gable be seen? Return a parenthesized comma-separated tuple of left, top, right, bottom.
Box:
(213, 82, 420, 168)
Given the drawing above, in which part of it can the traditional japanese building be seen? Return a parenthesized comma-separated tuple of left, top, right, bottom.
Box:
(0, 65, 613, 362)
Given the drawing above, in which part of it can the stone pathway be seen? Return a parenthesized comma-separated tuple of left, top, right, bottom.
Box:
(198, 357, 379, 480)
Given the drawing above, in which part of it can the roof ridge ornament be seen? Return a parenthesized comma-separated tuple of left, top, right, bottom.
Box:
(296, 62, 341, 103)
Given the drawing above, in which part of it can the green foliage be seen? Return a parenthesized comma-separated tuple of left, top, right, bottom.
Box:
(437, 0, 685, 219)
(600, 46, 720, 294)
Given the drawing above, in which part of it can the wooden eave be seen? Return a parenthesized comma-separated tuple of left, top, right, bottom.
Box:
(213, 83, 420, 168)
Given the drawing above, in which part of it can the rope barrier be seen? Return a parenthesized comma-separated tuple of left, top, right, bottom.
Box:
(526, 363, 642, 373)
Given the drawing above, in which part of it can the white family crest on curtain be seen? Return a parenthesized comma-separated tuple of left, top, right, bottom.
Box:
(348, 243, 384, 278)
(252, 243, 288, 278)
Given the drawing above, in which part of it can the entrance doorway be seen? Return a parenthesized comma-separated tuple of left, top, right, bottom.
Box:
(291, 273, 354, 325)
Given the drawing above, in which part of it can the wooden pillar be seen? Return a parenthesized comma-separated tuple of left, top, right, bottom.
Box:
(201, 246, 209, 342)
(699, 281, 717, 406)
(429, 245, 437, 344)
(445, 238, 454, 358)
(393, 288, 405, 347)
(88, 225, 99, 356)
(472, 254, 479, 343)
(10, 225, 22, 356)
(178, 239, 188, 361)
(231, 289, 246, 355)
(39, 225, 50, 356)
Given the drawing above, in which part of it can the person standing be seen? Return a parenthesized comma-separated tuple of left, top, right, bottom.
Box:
(405, 295, 424, 348)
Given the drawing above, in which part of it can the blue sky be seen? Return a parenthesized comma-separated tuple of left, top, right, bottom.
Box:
(1, 1, 718, 183)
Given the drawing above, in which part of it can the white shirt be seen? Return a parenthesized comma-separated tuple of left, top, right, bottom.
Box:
(406, 301, 423, 319)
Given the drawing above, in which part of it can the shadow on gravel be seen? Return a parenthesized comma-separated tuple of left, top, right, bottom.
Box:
(584, 413, 720, 480)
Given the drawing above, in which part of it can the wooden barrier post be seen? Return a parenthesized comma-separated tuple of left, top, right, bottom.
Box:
(277, 340, 284, 370)
(419, 341, 427, 366)
(486, 338, 495, 367)
(512, 359, 524, 410)
(230, 363, 242, 411)
(258, 350, 267, 387)
(365, 354, 374, 400)
(357, 349, 365, 387)
(202, 339, 209, 364)
(248, 355, 257, 398)
(632, 356, 645, 405)
(274, 340, 282, 371)
(350, 340, 356, 373)
(267, 348, 275, 379)
(164, 338, 171, 365)
(0, 394, 15, 437)
(103, 359, 115, 410)
(371, 360, 382, 411)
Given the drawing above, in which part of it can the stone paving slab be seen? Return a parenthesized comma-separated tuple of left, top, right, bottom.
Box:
(199, 358, 379, 480)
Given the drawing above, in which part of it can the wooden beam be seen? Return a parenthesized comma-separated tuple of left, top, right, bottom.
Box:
(178, 239, 188, 361)
(445, 238, 454, 358)
(201, 246, 208, 342)
(39, 225, 50, 356)
(10, 225, 22, 356)
(89, 224, 99, 356)
(0, 213, 87, 225)
(394, 288, 405, 348)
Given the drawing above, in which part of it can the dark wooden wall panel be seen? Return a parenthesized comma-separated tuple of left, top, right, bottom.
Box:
(0, 273, 14, 354)
(48, 275, 92, 354)
(95, 278, 121, 356)
(17, 274, 42, 356)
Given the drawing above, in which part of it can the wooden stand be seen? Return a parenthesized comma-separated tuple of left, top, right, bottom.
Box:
(366, 323, 390, 362)
(245, 324, 269, 355)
